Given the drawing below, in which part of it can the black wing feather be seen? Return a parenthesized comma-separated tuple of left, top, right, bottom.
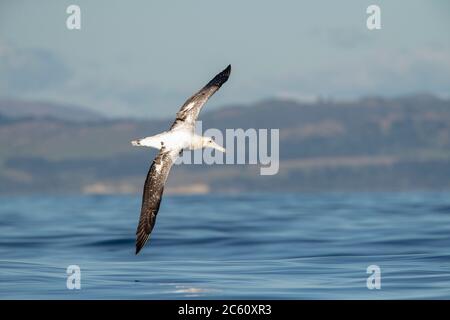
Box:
(170, 64, 231, 130)
(135, 149, 177, 254)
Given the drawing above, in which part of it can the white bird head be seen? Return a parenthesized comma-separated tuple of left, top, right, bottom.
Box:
(202, 136, 226, 153)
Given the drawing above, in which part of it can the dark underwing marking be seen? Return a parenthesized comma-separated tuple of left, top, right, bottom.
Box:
(135, 149, 178, 254)
(170, 65, 231, 130)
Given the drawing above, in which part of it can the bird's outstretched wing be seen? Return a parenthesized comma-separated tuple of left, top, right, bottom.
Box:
(135, 148, 179, 254)
(170, 64, 231, 130)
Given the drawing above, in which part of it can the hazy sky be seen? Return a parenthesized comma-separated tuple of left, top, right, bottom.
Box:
(0, 0, 449, 118)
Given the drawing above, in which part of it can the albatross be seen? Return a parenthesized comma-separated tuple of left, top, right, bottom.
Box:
(131, 65, 231, 254)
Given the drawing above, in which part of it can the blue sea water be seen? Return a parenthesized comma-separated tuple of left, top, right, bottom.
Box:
(0, 193, 450, 299)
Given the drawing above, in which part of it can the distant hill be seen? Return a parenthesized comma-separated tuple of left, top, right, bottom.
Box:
(0, 94, 449, 194)
(0, 99, 104, 122)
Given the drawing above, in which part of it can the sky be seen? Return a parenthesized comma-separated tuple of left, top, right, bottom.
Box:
(0, 0, 449, 118)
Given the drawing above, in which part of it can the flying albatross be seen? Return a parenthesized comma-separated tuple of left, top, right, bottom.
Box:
(131, 65, 231, 254)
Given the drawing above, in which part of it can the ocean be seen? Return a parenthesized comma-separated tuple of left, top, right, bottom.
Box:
(0, 193, 449, 299)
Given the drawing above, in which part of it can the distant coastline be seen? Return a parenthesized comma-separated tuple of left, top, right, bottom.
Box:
(1, 93, 449, 194)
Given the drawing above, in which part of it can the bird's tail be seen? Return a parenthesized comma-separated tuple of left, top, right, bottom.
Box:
(131, 139, 142, 146)
(131, 135, 162, 149)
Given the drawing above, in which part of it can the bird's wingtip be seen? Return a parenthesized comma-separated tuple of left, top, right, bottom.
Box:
(135, 231, 150, 255)
(135, 242, 144, 254)
(206, 64, 232, 88)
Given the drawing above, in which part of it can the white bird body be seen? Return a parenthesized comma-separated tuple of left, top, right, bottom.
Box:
(132, 129, 198, 150)
(132, 129, 222, 152)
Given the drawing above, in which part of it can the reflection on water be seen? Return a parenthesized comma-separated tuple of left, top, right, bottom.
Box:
(0, 193, 450, 299)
